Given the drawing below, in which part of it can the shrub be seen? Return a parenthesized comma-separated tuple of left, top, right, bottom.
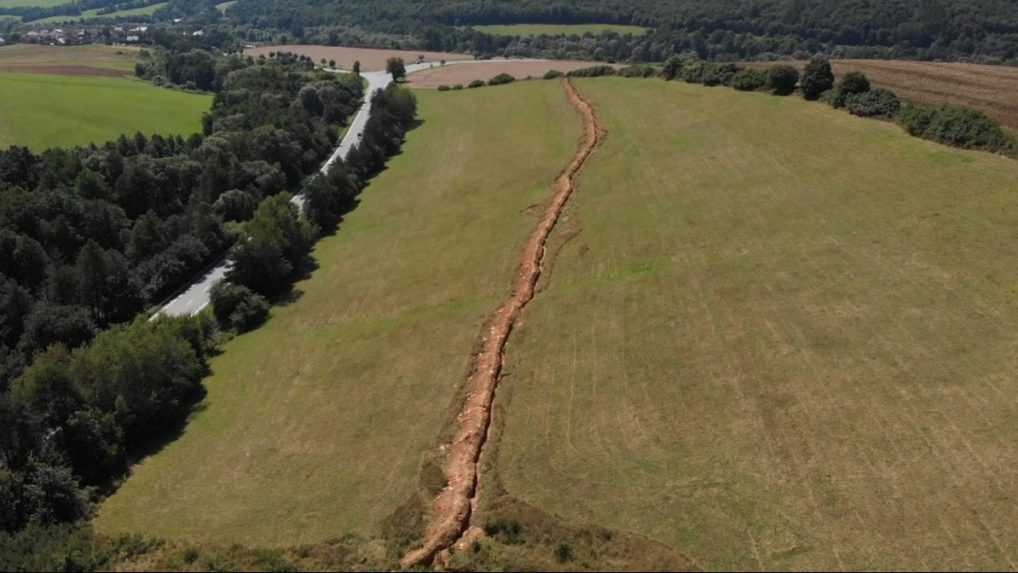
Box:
(731, 68, 768, 91)
(661, 55, 684, 80)
(567, 65, 616, 78)
(484, 519, 523, 544)
(898, 103, 1011, 151)
(213, 189, 258, 222)
(676, 59, 706, 83)
(768, 65, 800, 95)
(452, 84, 464, 90)
(556, 542, 574, 563)
(839, 71, 871, 95)
(801, 56, 834, 100)
(210, 281, 270, 332)
(702, 62, 739, 86)
(618, 64, 656, 78)
(467, 79, 485, 89)
(818, 88, 846, 108)
(487, 73, 515, 86)
(437, 85, 450, 91)
(844, 88, 901, 118)
(543, 69, 564, 79)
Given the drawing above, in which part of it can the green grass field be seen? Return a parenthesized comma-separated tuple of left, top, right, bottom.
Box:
(0, 73, 209, 150)
(95, 81, 581, 547)
(0, 0, 64, 7)
(486, 78, 1018, 570)
(32, 1, 165, 24)
(0, 44, 140, 72)
(473, 23, 649, 37)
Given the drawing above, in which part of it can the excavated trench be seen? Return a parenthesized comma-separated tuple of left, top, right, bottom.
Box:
(400, 79, 604, 569)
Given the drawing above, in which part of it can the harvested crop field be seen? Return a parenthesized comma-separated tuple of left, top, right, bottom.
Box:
(488, 77, 1018, 571)
(748, 59, 1018, 129)
(244, 44, 472, 71)
(407, 60, 620, 88)
(95, 81, 581, 547)
(0, 43, 139, 75)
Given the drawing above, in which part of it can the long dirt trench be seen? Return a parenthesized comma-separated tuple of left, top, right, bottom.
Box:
(400, 79, 604, 569)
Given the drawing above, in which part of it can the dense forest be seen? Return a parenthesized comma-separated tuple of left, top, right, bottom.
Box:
(169, 0, 1018, 63)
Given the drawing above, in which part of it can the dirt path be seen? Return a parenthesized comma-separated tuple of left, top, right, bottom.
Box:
(400, 79, 603, 569)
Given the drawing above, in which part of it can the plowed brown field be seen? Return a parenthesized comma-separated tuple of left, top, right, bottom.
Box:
(747, 59, 1018, 129)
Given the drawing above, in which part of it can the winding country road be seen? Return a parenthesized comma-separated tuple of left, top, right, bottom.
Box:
(153, 62, 435, 317)
(154, 58, 572, 318)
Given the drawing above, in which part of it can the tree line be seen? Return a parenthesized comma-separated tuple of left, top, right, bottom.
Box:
(550, 54, 1017, 156)
(213, 82, 418, 332)
(181, 0, 1018, 64)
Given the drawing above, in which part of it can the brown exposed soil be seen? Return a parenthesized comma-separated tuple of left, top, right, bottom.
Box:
(407, 60, 622, 88)
(0, 64, 126, 77)
(399, 79, 603, 569)
(746, 59, 1018, 129)
(243, 45, 473, 72)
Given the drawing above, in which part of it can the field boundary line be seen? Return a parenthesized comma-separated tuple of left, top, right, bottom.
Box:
(400, 78, 604, 568)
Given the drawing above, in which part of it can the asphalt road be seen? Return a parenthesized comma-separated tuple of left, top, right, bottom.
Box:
(153, 60, 527, 318)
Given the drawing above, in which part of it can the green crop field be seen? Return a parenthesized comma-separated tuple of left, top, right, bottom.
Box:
(31, 1, 165, 24)
(95, 81, 581, 547)
(473, 23, 649, 37)
(0, 73, 210, 150)
(486, 78, 1018, 571)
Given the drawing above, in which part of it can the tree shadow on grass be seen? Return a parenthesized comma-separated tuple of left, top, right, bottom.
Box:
(98, 393, 210, 496)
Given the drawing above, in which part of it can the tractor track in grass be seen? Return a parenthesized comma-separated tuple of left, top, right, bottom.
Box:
(400, 78, 603, 569)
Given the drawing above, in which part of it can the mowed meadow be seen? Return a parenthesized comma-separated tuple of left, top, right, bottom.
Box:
(489, 78, 1018, 570)
(0, 72, 210, 150)
(96, 81, 581, 547)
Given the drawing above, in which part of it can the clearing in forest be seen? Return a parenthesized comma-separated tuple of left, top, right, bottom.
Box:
(489, 77, 1018, 571)
(95, 81, 581, 547)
